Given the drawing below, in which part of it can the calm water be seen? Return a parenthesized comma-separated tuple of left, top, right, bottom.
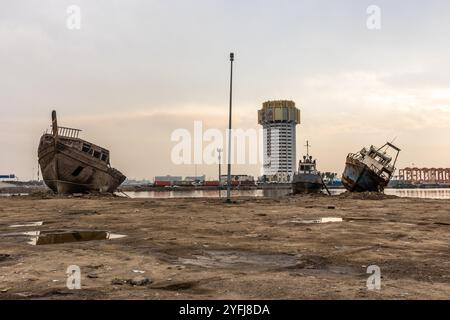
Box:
(123, 188, 450, 200)
(0, 193, 29, 197)
(1, 189, 449, 200)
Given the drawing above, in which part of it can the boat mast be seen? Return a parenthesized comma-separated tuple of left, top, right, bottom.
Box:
(52, 110, 58, 137)
(305, 140, 310, 158)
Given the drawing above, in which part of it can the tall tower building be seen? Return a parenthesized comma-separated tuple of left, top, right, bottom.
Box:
(258, 100, 301, 181)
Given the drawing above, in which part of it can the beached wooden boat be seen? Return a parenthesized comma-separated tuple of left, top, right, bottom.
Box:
(38, 111, 126, 194)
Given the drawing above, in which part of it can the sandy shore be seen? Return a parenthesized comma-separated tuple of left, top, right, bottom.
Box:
(0, 193, 449, 299)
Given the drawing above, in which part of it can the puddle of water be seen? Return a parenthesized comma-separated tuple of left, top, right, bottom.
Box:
(0, 229, 126, 245)
(179, 250, 299, 269)
(9, 222, 44, 228)
(107, 233, 127, 240)
(290, 217, 343, 224)
(27, 230, 127, 245)
(0, 230, 126, 245)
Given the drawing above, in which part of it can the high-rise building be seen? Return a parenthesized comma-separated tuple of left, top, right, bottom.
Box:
(258, 100, 301, 181)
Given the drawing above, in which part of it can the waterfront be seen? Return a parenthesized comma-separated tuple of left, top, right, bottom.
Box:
(123, 188, 450, 200)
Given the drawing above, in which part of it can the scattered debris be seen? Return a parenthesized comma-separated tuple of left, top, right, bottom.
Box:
(111, 276, 152, 286)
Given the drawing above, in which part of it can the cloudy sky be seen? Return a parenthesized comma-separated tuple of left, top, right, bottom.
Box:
(1, 0, 450, 180)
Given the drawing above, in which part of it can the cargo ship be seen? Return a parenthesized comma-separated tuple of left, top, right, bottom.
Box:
(342, 142, 400, 192)
(38, 111, 126, 194)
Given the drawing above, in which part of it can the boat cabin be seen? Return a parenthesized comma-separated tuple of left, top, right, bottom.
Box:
(298, 155, 318, 174)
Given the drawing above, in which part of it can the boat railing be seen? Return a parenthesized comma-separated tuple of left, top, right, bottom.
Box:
(56, 126, 82, 138)
(369, 163, 394, 181)
(348, 152, 364, 161)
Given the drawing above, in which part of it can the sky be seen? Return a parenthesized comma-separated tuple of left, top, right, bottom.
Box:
(1, 0, 450, 180)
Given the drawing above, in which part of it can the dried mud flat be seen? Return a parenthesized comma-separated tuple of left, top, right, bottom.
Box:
(0, 193, 449, 300)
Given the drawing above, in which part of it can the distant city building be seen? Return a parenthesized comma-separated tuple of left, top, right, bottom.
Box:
(220, 174, 255, 186)
(398, 168, 450, 184)
(154, 175, 182, 182)
(258, 100, 300, 181)
(154, 175, 182, 186)
(123, 178, 152, 186)
(261, 173, 291, 184)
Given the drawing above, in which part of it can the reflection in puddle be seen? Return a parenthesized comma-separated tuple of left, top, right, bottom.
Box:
(290, 217, 343, 224)
(25, 230, 127, 245)
(9, 221, 44, 228)
(1, 227, 126, 245)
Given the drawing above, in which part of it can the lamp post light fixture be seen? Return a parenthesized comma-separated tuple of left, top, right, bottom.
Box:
(226, 52, 234, 203)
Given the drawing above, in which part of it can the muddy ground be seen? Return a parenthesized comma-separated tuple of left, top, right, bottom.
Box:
(0, 193, 449, 299)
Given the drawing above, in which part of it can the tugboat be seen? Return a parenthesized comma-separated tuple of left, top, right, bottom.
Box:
(342, 142, 400, 192)
(38, 111, 126, 194)
(292, 141, 324, 194)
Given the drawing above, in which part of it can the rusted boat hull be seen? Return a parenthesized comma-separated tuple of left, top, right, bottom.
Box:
(292, 174, 323, 194)
(38, 135, 125, 194)
(342, 156, 388, 192)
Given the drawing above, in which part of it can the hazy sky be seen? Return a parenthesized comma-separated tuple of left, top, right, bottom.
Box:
(1, 0, 450, 180)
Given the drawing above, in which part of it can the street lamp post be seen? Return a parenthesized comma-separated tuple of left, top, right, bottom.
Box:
(226, 52, 234, 203)
(217, 148, 222, 198)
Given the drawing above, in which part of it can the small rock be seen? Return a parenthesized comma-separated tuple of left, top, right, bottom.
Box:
(111, 278, 126, 285)
(87, 273, 99, 279)
(132, 270, 145, 274)
(129, 276, 151, 286)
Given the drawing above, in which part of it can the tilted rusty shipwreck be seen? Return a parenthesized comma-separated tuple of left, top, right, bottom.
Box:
(342, 142, 400, 192)
(38, 111, 126, 194)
